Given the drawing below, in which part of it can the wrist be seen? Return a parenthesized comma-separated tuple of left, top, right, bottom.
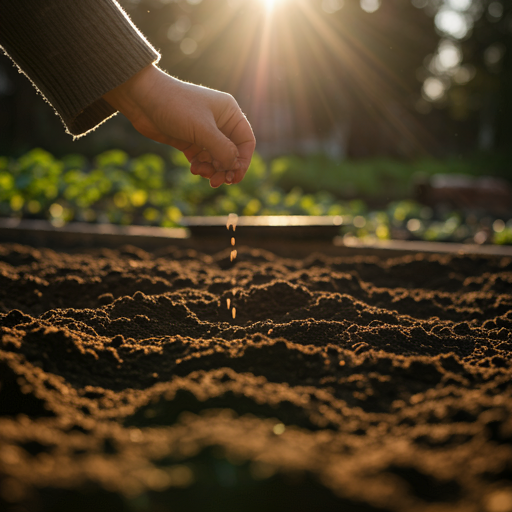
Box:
(103, 63, 163, 116)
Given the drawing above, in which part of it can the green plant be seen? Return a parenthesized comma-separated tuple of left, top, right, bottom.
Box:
(0, 148, 510, 245)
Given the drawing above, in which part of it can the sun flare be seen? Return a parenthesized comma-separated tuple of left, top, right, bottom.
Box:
(259, 0, 279, 10)
(181, 0, 432, 155)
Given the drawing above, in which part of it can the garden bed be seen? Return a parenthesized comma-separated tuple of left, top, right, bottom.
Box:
(2, 217, 512, 258)
(0, 233, 511, 512)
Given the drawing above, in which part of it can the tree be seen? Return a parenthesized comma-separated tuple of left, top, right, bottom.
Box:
(417, 0, 511, 151)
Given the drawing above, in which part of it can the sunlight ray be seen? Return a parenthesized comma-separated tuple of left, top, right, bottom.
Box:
(297, 0, 435, 152)
(182, 0, 436, 154)
(280, 14, 315, 136)
(250, 6, 274, 114)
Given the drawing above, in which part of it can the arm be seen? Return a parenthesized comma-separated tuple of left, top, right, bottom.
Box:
(0, 0, 159, 136)
(0, 0, 255, 187)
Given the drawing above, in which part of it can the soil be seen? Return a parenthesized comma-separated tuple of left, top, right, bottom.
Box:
(0, 241, 511, 512)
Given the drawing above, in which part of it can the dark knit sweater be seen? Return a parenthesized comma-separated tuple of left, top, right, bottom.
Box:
(0, 0, 160, 137)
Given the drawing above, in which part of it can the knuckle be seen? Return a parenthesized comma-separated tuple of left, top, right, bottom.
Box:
(220, 92, 238, 109)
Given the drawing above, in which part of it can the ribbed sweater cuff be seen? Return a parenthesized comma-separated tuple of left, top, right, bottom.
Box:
(0, 0, 160, 136)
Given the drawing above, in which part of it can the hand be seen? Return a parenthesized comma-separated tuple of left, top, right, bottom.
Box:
(103, 64, 256, 187)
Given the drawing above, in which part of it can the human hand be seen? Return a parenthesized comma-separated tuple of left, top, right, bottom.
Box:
(103, 64, 255, 187)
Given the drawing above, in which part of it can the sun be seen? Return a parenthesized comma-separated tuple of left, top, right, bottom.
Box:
(259, 0, 280, 11)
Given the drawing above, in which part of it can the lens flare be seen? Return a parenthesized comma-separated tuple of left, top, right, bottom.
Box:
(180, 0, 437, 155)
(260, 0, 278, 10)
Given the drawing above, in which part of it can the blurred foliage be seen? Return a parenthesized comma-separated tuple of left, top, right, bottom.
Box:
(0, 148, 510, 244)
(273, 151, 512, 200)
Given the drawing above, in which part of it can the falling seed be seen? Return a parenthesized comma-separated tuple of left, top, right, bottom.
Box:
(225, 213, 239, 321)
(226, 213, 238, 231)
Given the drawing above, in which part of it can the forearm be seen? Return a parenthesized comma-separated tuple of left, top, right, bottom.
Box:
(0, 0, 160, 136)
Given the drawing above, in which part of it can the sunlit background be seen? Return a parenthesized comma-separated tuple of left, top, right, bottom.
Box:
(1, 0, 510, 157)
(0, 0, 511, 245)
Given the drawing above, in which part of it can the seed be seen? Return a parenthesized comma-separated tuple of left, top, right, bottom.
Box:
(225, 213, 239, 322)
(226, 213, 238, 231)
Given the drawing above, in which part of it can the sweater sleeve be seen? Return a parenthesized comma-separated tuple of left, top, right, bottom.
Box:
(0, 0, 160, 137)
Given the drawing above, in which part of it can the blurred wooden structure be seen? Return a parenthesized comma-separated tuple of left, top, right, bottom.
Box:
(415, 175, 512, 217)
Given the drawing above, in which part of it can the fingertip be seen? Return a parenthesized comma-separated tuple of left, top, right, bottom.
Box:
(209, 171, 225, 188)
(191, 162, 216, 179)
(231, 163, 249, 184)
(225, 170, 234, 184)
(208, 139, 238, 172)
(190, 160, 200, 175)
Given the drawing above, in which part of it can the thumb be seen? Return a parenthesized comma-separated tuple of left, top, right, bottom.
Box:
(196, 123, 239, 172)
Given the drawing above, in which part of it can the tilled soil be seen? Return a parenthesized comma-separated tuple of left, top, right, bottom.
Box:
(0, 242, 511, 512)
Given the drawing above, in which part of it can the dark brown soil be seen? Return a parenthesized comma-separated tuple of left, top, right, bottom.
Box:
(0, 242, 511, 512)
